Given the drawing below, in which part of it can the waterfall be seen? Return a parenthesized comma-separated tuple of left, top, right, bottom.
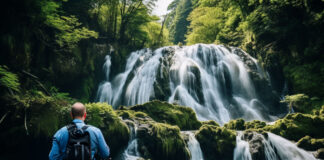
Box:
(182, 131, 204, 160)
(97, 44, 282, 124)
(267, 133, 316, 160)
(122, 122, 142, 160)
(234, 132, 252, 160)
(233, 132, 316, 160)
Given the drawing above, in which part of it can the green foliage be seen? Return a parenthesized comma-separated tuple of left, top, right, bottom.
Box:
(130, 100, 202, 130)
(196, 124, 236, 160)
(41, 0, 98, 48)
(184, 0, 324, 98)
(297, 136, 324, 151)
(165, 0, 195, 44)
(142, 21, 171, 48)
(281, 94, 310, 112)
(283, 62, 324, 97)
(0, 66, 20, 92)
(85, 103, 130, 156)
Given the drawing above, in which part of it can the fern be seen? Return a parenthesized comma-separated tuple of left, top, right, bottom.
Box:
(0, 65, 20, 92)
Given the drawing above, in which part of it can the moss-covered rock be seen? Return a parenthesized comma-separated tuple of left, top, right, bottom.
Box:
(196, 124, 236, 160)
(85, 103, 130, 156)
(264, 113, 324, 141)
(245, 120, 266, 129)
(296, 136, 324, 151)
(116, 109, 149, 120)
(242, 131, 267, 160)
(129, 100, 202, 130)
(137, 122, 190, 160)
(316, 148, 324, 159)
(224, 118, 245, 130)
(202, 120, 220, 126)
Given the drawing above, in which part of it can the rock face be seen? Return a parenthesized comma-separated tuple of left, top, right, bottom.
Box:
(137, 122, 190, 160)
(195, 124, 236, 160)
(242, 131, 266, 160)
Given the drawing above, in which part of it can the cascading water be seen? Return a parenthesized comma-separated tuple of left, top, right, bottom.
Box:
(122, 121, 142, 160)
(97, 44, 282, 124)
(234, 132, 252, 160)
(182, 131, 204, 160)
(96, 44, 316, 160)
(233, 131, 316, 160)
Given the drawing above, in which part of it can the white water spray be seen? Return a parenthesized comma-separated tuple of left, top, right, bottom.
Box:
(97, 44, 279, 124)
(182, 131, 204, 160)
(234, 132, 316, 160)
(122, 123, 142, 160)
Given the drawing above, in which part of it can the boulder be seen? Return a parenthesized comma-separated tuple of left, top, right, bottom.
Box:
(196, 124, 236, 160)
(297, 136, 324, 151)
(137, 122, 190, 160)
(129, 100, 202, 130)
(242, 131, 266, 160)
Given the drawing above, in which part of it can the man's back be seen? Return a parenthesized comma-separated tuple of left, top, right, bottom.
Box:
(49, 119, 110, 160)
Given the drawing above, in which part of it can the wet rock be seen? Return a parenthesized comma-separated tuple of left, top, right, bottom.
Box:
(242, 131, 266, 160)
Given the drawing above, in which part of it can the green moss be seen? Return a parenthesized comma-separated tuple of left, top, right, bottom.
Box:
(137, 122, 190, 160)
(297, 136, 324, 151)
(245, 120, 266, 129)
(224, 118, 245, 130)
(85, 103, 130, 156)
(264, 113, 324, 141)
(196, 124, 236, 160)
(130, 100, 202, 130)
(116, 109, 149, 119)
(202, 120, 220, 126)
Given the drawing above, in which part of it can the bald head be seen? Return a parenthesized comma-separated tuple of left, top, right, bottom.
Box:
(71, 102, 86, 119)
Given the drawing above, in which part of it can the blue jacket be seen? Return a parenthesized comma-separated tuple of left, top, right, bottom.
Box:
(49, 119, 110, 160)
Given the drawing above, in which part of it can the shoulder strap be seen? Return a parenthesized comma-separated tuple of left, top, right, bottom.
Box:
(66, 122, 77, 133)
(81, 125, 89, 132)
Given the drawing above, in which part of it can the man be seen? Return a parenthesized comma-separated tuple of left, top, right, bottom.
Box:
(49, 102, 110, 160)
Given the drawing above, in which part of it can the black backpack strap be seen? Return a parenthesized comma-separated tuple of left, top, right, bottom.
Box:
(81, 125, 89, 132)
(67, 122, 77, 132)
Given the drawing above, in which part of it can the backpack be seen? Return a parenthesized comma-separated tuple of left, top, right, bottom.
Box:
(65, 123, 92, 160)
